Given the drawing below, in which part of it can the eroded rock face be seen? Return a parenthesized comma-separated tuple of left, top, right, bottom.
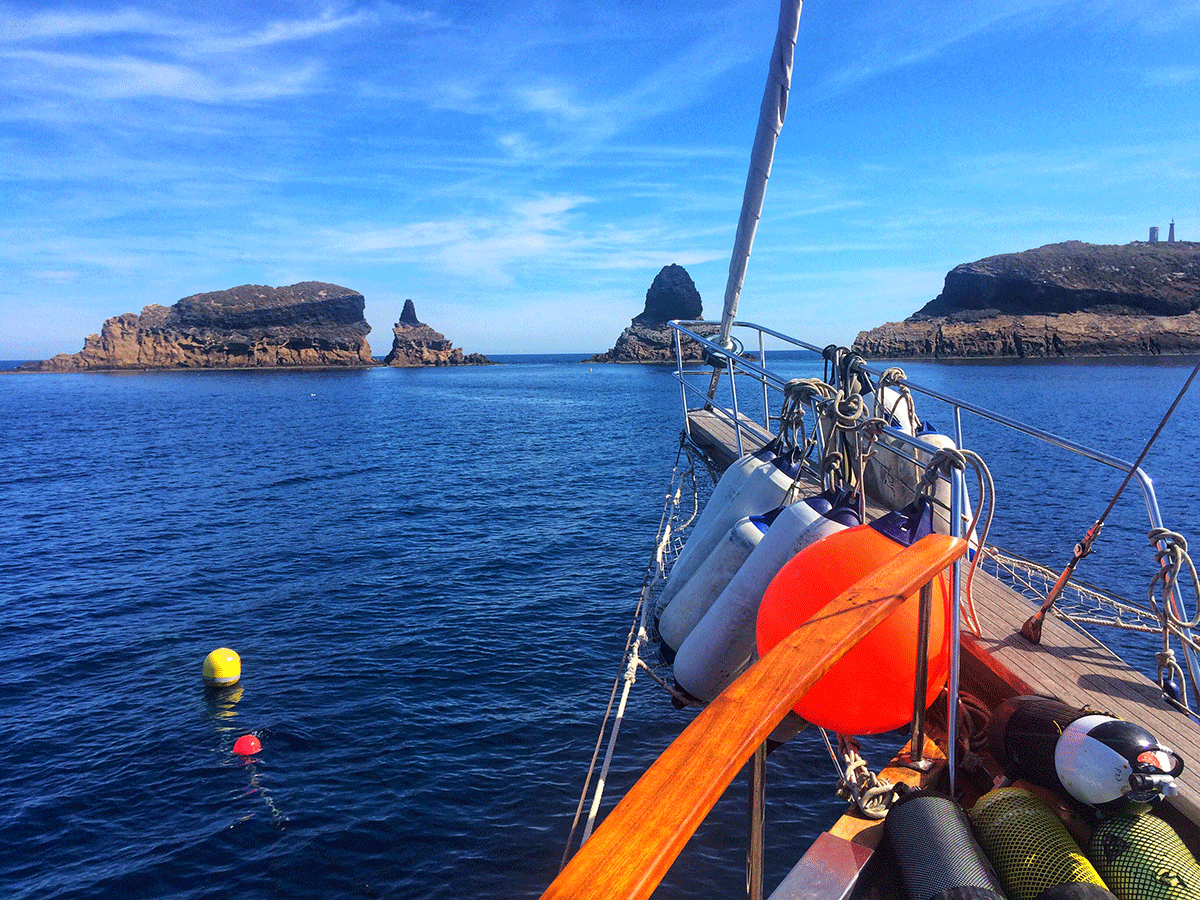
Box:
(590, 264, 711, 363)
(399, 298, 422, 326)
(853, 241, 1200, 358)
(20, 282, 373, 370)
(633, 263, 703, 325)
(586, 322, 719, 363)
(854, 310, 1200, 358)
(383, 300, 491, 367)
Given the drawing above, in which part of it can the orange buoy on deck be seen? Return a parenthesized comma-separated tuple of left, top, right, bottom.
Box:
(755, 520, 950, 734)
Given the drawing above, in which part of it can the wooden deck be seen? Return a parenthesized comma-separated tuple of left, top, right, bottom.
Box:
(685, 408, 1200, 834)
(686, 408, 774, 469)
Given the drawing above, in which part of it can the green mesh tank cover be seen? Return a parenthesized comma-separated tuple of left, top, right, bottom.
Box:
(969, 788, 1110, 900)
(1089, 811, 1200, 900)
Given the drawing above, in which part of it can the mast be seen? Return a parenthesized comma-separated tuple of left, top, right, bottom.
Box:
(719, 0, 803, 346)
(708, 0, 802, 397)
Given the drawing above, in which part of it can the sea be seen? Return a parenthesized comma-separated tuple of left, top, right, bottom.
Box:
(4, 353, 1200, 900)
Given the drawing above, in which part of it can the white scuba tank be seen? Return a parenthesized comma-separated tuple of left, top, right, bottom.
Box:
(657, 511, 777, 655)
(656, 450, 804, 618)
(672, 496, 859, 701)
(654, 446, 779, 618)
(862, 385, 920, 512)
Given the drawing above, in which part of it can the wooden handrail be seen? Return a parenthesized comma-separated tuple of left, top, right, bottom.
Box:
(541, 533, 968, 900)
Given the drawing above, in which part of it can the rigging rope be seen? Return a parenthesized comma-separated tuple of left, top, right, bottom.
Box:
(834, 734, 898, 820)
(559, 438, 701, 869)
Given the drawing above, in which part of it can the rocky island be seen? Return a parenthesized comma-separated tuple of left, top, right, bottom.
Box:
(588, 264, 715, 363)
(18, 282, 373, 371)
(383, 300, 492, 366)
(853, 240, 1200, 358)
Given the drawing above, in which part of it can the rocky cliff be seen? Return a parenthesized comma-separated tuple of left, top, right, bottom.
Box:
(383, 299, 492, 367)
(589, 264, 715, 363)
(853, 241, 1200, 358)
(20, 282, 373, 371)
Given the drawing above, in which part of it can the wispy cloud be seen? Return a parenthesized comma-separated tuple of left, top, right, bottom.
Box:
(323, 194, 594, 283)
(3, 48, 322, 102)
(1143, 66, 1200, 87)
(0, 4, 399, 50)
(814, 0, 1070, 94)
(0, 5, 389, 105)
(1, 7, 167, 41)
(194, 8, 377, 53)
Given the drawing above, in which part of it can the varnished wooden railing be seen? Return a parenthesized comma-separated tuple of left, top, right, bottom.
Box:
(541, 533, 969, 900)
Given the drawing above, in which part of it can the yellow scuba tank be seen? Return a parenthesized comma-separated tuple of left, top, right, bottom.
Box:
(1089, 811, 1200, 900)
(970, 787, 1115, 900)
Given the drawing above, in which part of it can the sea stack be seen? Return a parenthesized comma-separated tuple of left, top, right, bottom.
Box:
(383, 300, 492, 366)
(853, 240, 1200, 358)
(588, 264, 715, 363)
(18, 282, 373, 371)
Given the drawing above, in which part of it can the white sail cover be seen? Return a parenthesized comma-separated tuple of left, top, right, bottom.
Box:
(718, 0, 803, 345)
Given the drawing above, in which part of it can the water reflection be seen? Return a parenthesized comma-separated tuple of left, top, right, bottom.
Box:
(204, 683, 287, 827)
(205, 684, 244, 730)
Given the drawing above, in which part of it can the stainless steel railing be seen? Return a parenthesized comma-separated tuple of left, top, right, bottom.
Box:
(668, 317, 1200, 714)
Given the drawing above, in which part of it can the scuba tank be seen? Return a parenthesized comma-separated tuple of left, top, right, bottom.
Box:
(988, 697, 1183, 813)
(885, 791, 1006, 900)
(970, 787, 1117, 900)
(1089, 810, 1200, 900)
(671, 490, 860, 702)
(656, 449, 804, 619)
(657, 507, 779, 656)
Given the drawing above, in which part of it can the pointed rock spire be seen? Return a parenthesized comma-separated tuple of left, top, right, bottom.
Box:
(399, 298, 423, 326)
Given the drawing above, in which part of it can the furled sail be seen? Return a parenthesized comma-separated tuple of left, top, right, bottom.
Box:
(717, 0, 803, 348)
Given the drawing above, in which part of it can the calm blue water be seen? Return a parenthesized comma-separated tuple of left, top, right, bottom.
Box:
(3, 354, 1200, 900)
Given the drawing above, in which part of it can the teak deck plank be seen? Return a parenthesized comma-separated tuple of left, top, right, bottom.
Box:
(686, 408, 773, 468)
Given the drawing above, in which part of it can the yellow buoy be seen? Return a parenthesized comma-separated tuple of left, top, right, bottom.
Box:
(203, 648, 241, 687)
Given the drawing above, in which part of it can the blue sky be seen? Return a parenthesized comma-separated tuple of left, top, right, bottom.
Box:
(3, 0, 1198, 359)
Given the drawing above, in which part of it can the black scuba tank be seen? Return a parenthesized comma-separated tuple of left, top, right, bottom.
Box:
(988, 697, 1183, 813)
(885, 791, 1006, 900)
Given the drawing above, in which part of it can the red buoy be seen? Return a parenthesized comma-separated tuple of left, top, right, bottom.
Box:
(233, 734, 262, 756)
(756, 523, 950, 734)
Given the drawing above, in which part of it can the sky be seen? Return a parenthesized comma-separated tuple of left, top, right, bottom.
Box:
(3, 0, 1199, 359)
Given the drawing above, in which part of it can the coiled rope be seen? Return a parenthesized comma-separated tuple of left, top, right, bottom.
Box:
(1147, 528, 1200, 710)
(875, 366, 919, 435)
(819, 732, 898, 820)
(779, 378, 837, 504)
(917, 446, 996, 637)
(821, 390, 872, 510)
